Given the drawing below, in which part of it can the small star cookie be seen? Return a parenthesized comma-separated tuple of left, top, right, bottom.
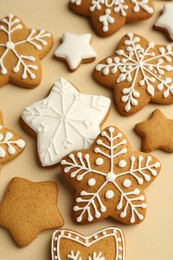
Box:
(0, 177, 64, 247)
(135, 109, 173, 152)
(61, 126, 161, 225)
(54, 32, 96, 71)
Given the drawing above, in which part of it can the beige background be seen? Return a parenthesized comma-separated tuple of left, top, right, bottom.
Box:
(0, 0, 173, 259)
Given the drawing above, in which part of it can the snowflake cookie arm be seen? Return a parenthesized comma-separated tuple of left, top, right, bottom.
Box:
(126, 0, 154, 21)
(69, 0, 91, 16)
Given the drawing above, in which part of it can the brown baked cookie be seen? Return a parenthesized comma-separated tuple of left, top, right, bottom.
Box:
(51, 227, 125, 260)
(135, 109, 173, 153)
(94, 33, 173, 116)
(69, 0, 154, 37)
(0, 111, 25, 167)
(0, 177, 64, 247)
(61, 126, 161, 225)
(0, 14, 53, 88)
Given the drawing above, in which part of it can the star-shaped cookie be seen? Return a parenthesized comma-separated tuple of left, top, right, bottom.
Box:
(154, 3, 173, 41)
(135, 109, 173, 152)
(21, 78, 111, 167)
(0, 14, 53, 88)
(69, 0, 154, 37)
(0, 177, 64, 247)
(94, 33, 173, 116)
(61, 126, 161, 225)
(54, 32, 96, 71)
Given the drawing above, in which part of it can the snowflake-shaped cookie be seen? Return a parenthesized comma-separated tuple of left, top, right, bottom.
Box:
(94, 33, 173, 115)
(0, 14, 53, 88)
(21, 78, 111, 167)
(69, 0, 154, 37)
(52, 227, 125, 260)
(61, 126, 161, 225)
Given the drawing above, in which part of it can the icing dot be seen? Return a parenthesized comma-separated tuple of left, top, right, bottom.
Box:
(95, 157, 104, 166)
(123, 179, 131, 188)
(94, 234, 98, 239)
(105, 190, 114, 199)
(102, 231, 107, 236)
(88, 178, 96, 187)
(118, 160, 127, 168)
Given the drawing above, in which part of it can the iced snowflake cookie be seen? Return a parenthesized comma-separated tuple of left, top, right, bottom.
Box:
(51, 227, 125, 260)
(61, 126, 161, 225)
(0, 14, 53, 88)
(0, 111, 25, 167)
(54, 32, 96, 71)
(69, 0, 154, 37)
(0, 177, 64, 247)
(94, 33, 173, 116)
(21, 77, 111, 167)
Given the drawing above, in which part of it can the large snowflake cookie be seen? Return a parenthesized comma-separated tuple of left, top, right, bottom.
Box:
(94, 33, 173, 115)
(69, 0, 154, 37)
(61, 126, 161, 225)
(0, 14, 53, 88)
(21, 77, 111, 167)
(52, 227, 125, 260)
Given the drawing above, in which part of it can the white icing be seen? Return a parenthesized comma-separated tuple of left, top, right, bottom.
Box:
(51, 227, 125, 260)
(88, 178, 96, 187)
(61, 126, 160, 224)
(96, 33, 173, 112)
(0, 14, 51, 80)
(95, 157, 103, 165)
(54, 32, 96, 70)
(118, 160, 127, 168)
(21, 77, 111, 166)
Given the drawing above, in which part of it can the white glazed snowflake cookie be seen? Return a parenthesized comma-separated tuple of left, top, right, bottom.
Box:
(21, 77, 111, 167)
(69, 0, 154, 37)
(94, 33, 173, 115)
(51, 227, 125, 260)
(54, 32, 96, 71)
(61, 126, 161, 225)
(0, 14, 53, 88)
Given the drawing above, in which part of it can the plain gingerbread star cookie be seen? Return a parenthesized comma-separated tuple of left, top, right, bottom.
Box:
(0, 14, 53, 88)
(135, 109, 173, 152)
(21, 77, 111, 167)
(69, 0, 154, 37)
(94, 33, 173, 116)
(61, 126, 161, 225)
(54, 32, 96, 71)
(0, 177, 64, 247)
(51, 227, 125, 260)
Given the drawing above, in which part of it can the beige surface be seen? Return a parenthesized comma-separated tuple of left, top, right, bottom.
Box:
(0, 0, 173, 259)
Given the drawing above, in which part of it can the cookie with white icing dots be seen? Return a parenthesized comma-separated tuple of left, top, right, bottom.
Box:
(21, 77, 111, 167)
(54, 32, 96, 71)
(61, 126, 161, 225)
(51, 227, 125, 260)
(0, 111, 25, 168)
(69, 0, 154, 37)
(94, 33, 173, 116)
(0, 14, 53, 88)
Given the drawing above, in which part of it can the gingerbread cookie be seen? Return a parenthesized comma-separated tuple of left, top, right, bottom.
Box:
(51, 227, 125, 260)
(54, 32, 96, 71)
(135, 109, 173, 153)
(94, 33, 173, 116)
(61, 126, 161, 225)
(21, 77, 111, 167)
(69, 0, 154, 37)
(154, 3, 173, 41)
(0, 14, 53, 88)
(0, 177, 64, 247)
(0, 111, 25, 167)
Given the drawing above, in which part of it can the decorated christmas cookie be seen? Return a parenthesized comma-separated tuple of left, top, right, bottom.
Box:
(154, 3, 173, 41)
(54, 32, 96, 71)
(61, 126, 161, 225)
(94, 33, 173, 116)
(51, 227, 125, 260)
(0, 177, 64, 247)
(21, 78, 111, 167)
(0, 14, 53, 88)
(0, 111, 25, 167)
(69, 0, 154, 37)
